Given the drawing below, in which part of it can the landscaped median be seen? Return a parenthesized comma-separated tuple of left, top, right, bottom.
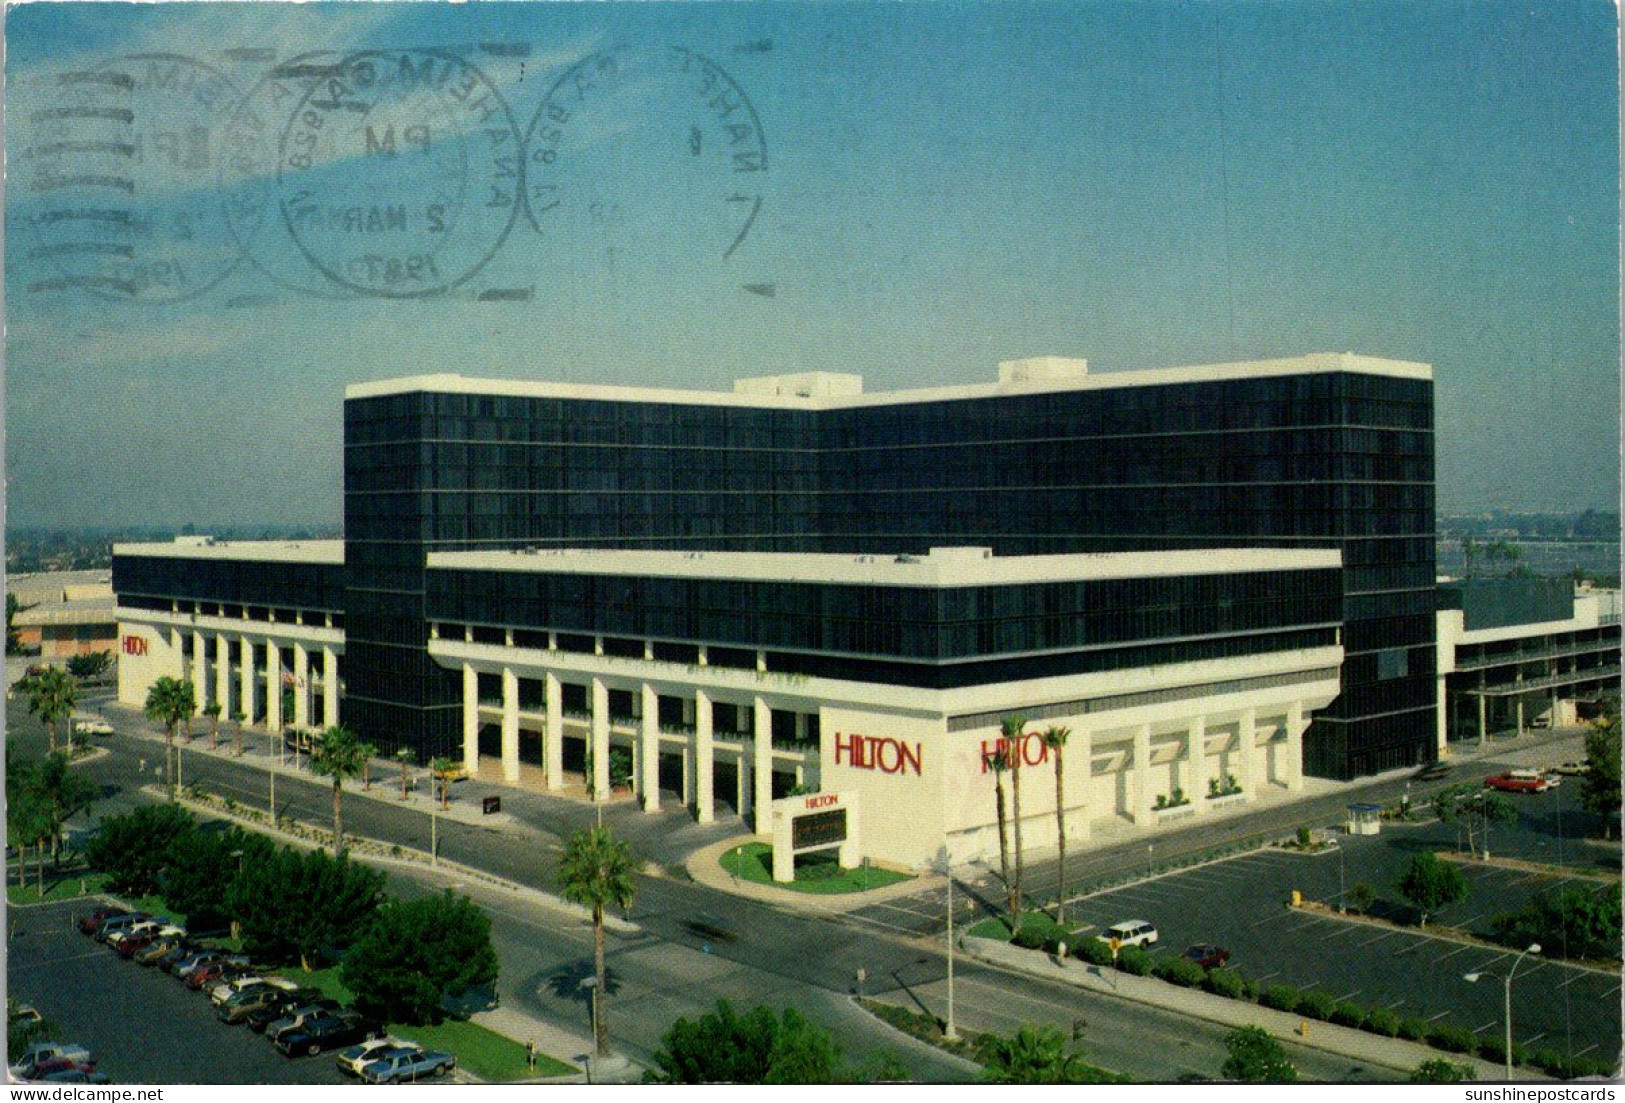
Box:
(718, 841, 913, 895)
(960, 912, 1612, 1080)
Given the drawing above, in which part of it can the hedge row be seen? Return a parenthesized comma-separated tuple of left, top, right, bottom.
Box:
(1001, 935, 1615, 1079)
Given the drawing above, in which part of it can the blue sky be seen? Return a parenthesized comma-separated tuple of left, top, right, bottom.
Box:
(5, 0, 1619, 528)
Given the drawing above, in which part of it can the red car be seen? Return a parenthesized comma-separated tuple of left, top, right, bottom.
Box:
(117, 930, 163, 959)
(1183, 943, 1232, 970)
(186, 961, 243, 990)
(77, 907, 128, 937)
(1485, 771, 1549, 794)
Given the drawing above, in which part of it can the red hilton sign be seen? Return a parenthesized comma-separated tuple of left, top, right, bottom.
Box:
(980, 731, 1048, 773)
(122, 635, 148, 656)
(833, 732, 922, 775)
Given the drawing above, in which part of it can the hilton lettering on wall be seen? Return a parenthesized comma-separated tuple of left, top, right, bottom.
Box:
(980, 732, 1048, 773)
(833, 732, 922, 775)
(122, 635, 148, 656)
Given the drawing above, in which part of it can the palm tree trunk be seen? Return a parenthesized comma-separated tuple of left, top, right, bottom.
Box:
(166, 725, 176, 796)
(332, 777, 343, 849)
(401, 762, 409, 801)
(46, 719, 57, 756)
(993, 775, 1012, 920)
(209, 717, 218, 751)
(1054, 748, 1067, 924)
(235, 721, 243, 757)
(1012, 755, 1024, 930)
(593, 906, 609, 1056)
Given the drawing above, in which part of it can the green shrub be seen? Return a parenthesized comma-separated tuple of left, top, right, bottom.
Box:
(1365, 1007, 1401, 1037)
(1152, 957, 1206, 988)
(1203, 967, 1245, 1000)
(1011, 927, 1047, 950)
(1572, 1056, 1620, 1079)
(1296, 990, 1336, 1021)
(1477, 1035, 1528, 1068)
(1410, 1058, 1476, 1082)
(1398, 1017, 1430, 1041)
(1239, 976, 1259, 1001)
(1115, 945, 1153, 976)
(1329, 1002, 1366, 1029)
(1074, 938, 1114, 966)
(1427, 1024, 1479, 1054)
(1530, 1049, 1570, 1078)
(1259, 985, 1302, 1013)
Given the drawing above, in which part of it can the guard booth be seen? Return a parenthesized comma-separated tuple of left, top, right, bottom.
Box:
(771, 792, 861, 883)
(1346, 802, 1382, 835)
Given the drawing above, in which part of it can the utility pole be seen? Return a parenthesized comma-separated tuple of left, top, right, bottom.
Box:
(945, 869, 959, 1041)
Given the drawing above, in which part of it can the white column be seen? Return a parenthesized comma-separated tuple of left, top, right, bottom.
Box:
(1238, 708, 1257, 802)
(544, 673, 563, 791)
(753, 697, 773, 835)
(214, 635, 231, 716)
(1132, 724, 1152, 824)
(292, 643, 310, 730)
(322, 645, 338, 728)
(462, 663, 480, 774)
(240, 636, 257, 725)
(641, 684, 660, 812)
(191, 630, 207, 714)
(738, 752, 750, 819)
(1189, 716, 1210, 814)
(590, 677, 610, 800)
(1075, 726, 1093, 840)
(1284, 702, 1305, 791)
(694, 690, 714, 824)
(264, 641, 282, 732)
(502, 667, 520, 783)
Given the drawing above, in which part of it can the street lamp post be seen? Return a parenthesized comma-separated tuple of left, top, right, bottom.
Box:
(944, 867, 958, 1041)
(1466, 942, 1540, 1080)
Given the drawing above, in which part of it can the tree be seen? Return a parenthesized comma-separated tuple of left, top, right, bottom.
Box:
(648, 1000, 840, 1084)
(162, 826, 272, 932)
(22, 667, 78, 756)
(430, 756, 456, 810)
(228, 846, 386, 970)
(84, 804, 196, 896)
(232, 709, 246, 756)
(1410, 1058, 1476, 1082)
(6, 757, 55, 896)
(982, 748, 1013, 930)
(1492, 881, 1621, 961)
(1433, 783, 1518, 859)
(1580, 703, 1621, 837)
(1041, 725, 1072, 923)
(203, 702, 222, 751)
(1348, 882, 1376, 916)
(978, 1024, 1095, 1083)
(1220, 1026, 1297, 1082)
(5, 593, 22, 654)
(33, 751, 99, 863)
(66, 651, 111, 679)
(557, 825, 637, 1057)
(1001, 715, 1029, 934)
(342, 892, 500, 1025)
(310, 725, 368, 849)
(144, 676, 195, 797)
(358, 740, 379, 791)
(396, 748, 414, 801)
(1396, 851, 1467, 927)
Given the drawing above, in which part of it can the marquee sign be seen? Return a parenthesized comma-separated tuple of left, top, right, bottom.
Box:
(771, 790, 861, 883)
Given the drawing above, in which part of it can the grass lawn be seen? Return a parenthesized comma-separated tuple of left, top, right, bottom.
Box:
(719, 842, 913, 895)
(967, 910, 1084, 945)
(279, 966, 575, 1081)
(6, 869, 108, 907)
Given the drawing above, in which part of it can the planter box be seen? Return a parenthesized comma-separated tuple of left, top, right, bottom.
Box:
(1206, 791, 1246, 809)
(1152, 803, 1196, 824)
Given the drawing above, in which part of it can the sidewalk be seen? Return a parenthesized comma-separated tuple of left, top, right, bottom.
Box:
(961, 936, 1533, 1081)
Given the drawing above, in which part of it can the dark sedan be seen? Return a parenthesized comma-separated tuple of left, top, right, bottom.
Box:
(274, 1013, 384, 1058)
(1183, 943, 1231, 970)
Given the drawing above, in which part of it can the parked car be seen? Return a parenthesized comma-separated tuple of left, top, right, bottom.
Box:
(265, 1000, 345, 1042)
(94, 913, 150, 944)
(73, 718, 113, 737)
(1551, 760, 1591, 776)
(211, 975, 295, 1006)
(187, 960, 253, 991)
(1182, 943, 1231, 969)
(9, 1042, 93, 1079)
(115, 930, 162, 959)
(1097, 920, 1159, 947)
(76, 907, 128, 937)
(336, 1038, 417, 1077)
(360, 1048, 456, 1084)
(274, 1012, 385, 1058)
(1485, 770, 1550, 793)
(135, 937, 187, 966)
(39, 1066, 111, 1084)
(15, 1056, 98, 1082)
(155, 942, 201, 972)
(218, 983, 312, 1026)
(175, 950, 249, 982)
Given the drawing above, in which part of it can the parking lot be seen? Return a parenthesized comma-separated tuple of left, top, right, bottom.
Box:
(1069, 839, 1619, 1065)
(8, 898, 349, 1085)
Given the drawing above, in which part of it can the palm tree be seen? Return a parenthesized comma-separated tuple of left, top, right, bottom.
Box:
(557, 825, 638, 1058)
(232, 709, 246, 756)
(1042, 725, 1072, 923)
(1001, 714, 1029, 932)
(144, 677, 195, 797)
(358, 741, 379, 790)
(978, 1024, 1089, 1084)
(310, 725, 369, 849)
(396, 747, 414, 801)
(983, 748, 1014, 928)
(204, 702, 222, 751)
(22, 668, 78, 757)
(430, 756, 456, 810)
